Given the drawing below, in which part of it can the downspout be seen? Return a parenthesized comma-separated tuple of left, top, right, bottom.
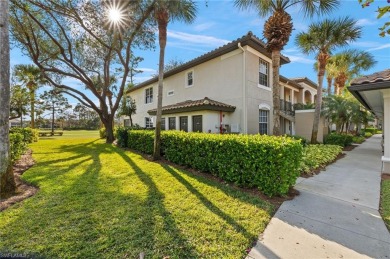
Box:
(238, 43, 247, 134)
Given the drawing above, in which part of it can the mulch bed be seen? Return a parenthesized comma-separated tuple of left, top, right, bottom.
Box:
(343, 144, 358, 151)
(0, 150, 38, 212)
(382, 174, 390, 180)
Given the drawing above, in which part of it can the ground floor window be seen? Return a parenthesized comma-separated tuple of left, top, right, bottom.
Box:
(180, 116, 188, 132)
(161, 118, 166, 130)
(124, 119, 130, 127)
(259, 110, 269, 135)
(169, 117, 176, 130)
(145, 117, 153, 128)
(192, 115, 202, 132)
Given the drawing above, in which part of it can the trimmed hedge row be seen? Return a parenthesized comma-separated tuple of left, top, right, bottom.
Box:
(324, 133, 353, 147)
(300, 144, 342, 174)
(364, 128, 378, 134)
(125, 130, 303, 197)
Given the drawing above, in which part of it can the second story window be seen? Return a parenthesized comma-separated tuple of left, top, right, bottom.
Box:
(259, 58, 269, 87)
(186, 71, 193, 87)
(145, 87, 153, 104)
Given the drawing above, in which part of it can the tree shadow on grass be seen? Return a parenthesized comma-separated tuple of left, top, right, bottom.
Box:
(162, 164, 254, 241)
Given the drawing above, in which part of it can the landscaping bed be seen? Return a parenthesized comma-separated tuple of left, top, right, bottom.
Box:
(300, 144, 343, 176)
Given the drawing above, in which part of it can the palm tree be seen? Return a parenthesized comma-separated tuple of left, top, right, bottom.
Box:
(330, 49, 376, 95)
(295, 17, 361, 143)
(0, 0, 16, 196)
(152, 0, 197, 160)
(234, 0, 339, 136)
(14, 64, 47, 129)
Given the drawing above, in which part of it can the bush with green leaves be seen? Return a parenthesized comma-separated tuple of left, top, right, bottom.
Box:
(300, 144, 342, 174)
(364, 128, 377, 134)
(99, 127, 106, 139)
(324, 133, 353, 147)
(364, 132, 373, 138)
(352, 136, 365, 144)
(10, 132, 27, 162)
(10, 127, 39, 143)
(126, 130, 303, 197)
(287, 135, 308, 147)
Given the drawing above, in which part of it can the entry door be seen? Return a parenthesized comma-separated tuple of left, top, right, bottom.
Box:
(179, 116, 188, 132)
(192, 115, 202, 132)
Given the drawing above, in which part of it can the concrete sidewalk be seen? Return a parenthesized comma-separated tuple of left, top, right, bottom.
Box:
(248, 134, 390, 258)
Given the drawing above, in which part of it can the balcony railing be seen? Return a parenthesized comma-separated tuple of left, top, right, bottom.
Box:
(280, 99, 294, 116)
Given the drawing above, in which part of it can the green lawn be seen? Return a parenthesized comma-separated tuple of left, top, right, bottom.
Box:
(0, 131, 273, 258)
(381, 178, 390, 231)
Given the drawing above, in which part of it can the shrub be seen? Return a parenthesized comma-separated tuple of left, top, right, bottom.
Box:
(127, 130, 303, 197)
(364, 132, 373, 138)
(324, 133, 353, 147)
(115, 126, 128, 148)
(287, 135, 308, 147)
(300, 144, 342, 174)
(364, 128, 377, 134)
(10, 127, 39, 143)
(99, 127, 106, 139)
(352, 136, 365, 144)
(10, 132, 27, 162)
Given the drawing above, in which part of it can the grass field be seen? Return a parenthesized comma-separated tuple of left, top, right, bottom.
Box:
(381, 178, 390, 231)
(0, 131, 273, 258)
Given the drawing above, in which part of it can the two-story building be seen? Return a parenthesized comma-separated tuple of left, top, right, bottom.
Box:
(126, 32, 320, 138)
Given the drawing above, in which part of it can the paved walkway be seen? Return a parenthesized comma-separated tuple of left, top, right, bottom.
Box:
(248, 134, 390, 258)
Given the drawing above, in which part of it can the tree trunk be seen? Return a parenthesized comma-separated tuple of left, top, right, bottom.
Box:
(129, 115, 133, 127)
(51, 104, 55, 134)
(0, 0, 16, 197)
(327, 77, 332, 96)
(29, 89, 35, 128)
(153, 10, 168, 161)
(104, 116, 115, 144)
(311, 53, 327, 144)
(272, 49, 281, 136)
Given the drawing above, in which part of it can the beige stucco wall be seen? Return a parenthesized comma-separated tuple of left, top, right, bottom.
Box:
(382, 89, 390, 173)
(295, 110, 328, 143)
(130, 49, 245, 132)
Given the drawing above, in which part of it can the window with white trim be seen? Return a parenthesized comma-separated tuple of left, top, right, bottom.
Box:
(259, 58, 269, 87)
(145, 117, 153, 128)
(186, 71, 194, 87)
(259, 109, 269, 135)
(145, 87, 153, 104)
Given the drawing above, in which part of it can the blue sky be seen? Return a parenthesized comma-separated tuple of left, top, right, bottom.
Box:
(10, 0, 390, 107)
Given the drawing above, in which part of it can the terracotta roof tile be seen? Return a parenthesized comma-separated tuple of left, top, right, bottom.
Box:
(350, 69, 390, 85)
(147, 97, 235, 115)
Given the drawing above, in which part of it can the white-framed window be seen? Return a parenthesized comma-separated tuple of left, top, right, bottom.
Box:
(186, 70, 194, 87)
(259, 109, 269, 135)
(145, 117, 153, 128)
(167, 90, 174, 96)
(145, 87, 153, 104)
(259, 58, 269, 87)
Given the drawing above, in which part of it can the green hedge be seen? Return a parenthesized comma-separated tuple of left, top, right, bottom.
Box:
(126, 130, 303, 197)
(364, 128, 377, 134)
(324, 133, 353, 147)
(364, 132, 373, 138)
(10, 133, 27, 162)
(300, 144, 342, 174)
(10, 127, 39, 143)
(352, 136, 365, 144)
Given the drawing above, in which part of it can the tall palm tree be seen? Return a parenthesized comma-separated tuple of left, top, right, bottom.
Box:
(234, 0, 339, 136)
(0, 0, 16, 196)
(296, 17, 361, 143)
(14, 64, 47, 129)
(152, 0, 197, 160)
(330, 49, 376, 95)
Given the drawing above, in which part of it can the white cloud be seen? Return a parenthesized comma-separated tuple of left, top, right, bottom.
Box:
(287, 55, 315, 64)
(356, 18, 377, 26)
(138, 67, 156, 73)
(368, 43, 390, 51)
(283, 47, 299, 53)
(193, 22, 215, 32)
(167, 30, 230, 47)
(351, 41, 382, 48)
